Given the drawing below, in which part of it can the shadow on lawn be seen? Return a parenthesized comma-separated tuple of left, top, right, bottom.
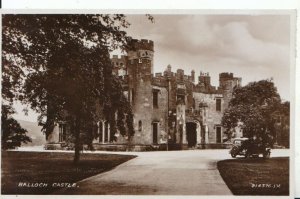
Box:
(217, 157, 289, 195)
(1, 151, 136, 195)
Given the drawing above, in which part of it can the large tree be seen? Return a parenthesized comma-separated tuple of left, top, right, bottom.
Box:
(2, 14, 138, 163)
(1, 18, 32, 149)
(222, 79, 285, 146)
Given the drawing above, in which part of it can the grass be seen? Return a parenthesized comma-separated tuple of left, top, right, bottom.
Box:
(217, 157, 289, 195)
(1, 151, 136, 195)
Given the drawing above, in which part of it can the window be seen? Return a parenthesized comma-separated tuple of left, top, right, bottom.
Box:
(59, 123, 66, 142)
(177, 94, 185, 104)
(130, 88, 135, 105)
(216, 98, 221, 111)
(153, 90, 159, 108)
(132, 89, 135, 104)
(138, 120, 143, 131)
(99, 122, 103, 143)
(192, 98, 196, 109)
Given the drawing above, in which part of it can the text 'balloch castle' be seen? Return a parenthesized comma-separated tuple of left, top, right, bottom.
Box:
(46, 39, 243, 150)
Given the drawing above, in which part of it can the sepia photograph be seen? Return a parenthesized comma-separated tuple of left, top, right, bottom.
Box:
(1, 11, 295, 197)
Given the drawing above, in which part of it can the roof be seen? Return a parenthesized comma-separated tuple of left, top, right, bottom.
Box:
(233, 137, 249, 141)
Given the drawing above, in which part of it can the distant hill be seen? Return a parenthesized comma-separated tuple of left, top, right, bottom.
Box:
(17, 120, 46, 146)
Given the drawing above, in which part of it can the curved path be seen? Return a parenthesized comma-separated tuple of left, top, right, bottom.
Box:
(56, 150, 232, 195)
(56, 149, 289, 195)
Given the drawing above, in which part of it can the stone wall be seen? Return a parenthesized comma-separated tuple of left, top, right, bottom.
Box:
(152, 86, 168, 143)
(193, 92, 224, 143)
(130, 79, 153, 145)
(45, 39, 243, 150)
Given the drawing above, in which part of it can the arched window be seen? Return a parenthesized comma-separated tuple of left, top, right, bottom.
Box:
(138, 120, 142, 131)
(59, 123, 66, 142)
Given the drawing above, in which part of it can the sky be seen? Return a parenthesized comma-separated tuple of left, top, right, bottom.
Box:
(124, 14, 291, 99)
(13, 14, 292, 122)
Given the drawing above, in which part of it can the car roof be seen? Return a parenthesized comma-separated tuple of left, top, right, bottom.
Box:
(233, 137, 249, 141)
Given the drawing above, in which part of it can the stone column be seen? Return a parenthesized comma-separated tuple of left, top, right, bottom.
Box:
(196, 123, 201, 144)
(48, 124, 59, 143)
(176, 126, 181, 144)
(102, 121, 105, 143)
(205, 125, 209, 144)
(182, 123, 187, 144)
(108, 123, 110, 143)
(93, 122, 100, 143)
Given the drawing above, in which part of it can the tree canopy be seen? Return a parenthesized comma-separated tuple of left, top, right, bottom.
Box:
(2, 14, 139, 162)
(222, 79, 287, 146)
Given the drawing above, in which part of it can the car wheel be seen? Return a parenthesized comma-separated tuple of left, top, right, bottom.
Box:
(245, 150, 250, 158)
(263, 151, 271, 159)
(231, 153, 237, 158)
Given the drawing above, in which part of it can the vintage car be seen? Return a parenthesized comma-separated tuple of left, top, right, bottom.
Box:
(229, 137, 249, 158)
(229, 137, 271, 159)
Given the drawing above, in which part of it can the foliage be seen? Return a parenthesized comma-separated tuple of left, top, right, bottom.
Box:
(273, 101, 290, 147)
(2, 14, 139, 162)
(1, 105, 31, 150)
(1, 15, 32, 149)
(222, 80, 284, 145)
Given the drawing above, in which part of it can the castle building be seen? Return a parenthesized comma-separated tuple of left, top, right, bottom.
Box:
(46, 39, 242, 150)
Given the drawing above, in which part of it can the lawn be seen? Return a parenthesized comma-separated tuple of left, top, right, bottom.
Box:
(1, 151, 136, 195)
(217, 157, 289, 195)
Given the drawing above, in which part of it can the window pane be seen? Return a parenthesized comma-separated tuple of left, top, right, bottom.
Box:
(153, 91, 158, 108)
(216, 98, 221, 111)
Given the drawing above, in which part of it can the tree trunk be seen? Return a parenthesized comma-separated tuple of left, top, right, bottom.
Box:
(127, 135, 132, 151)
(73, 117, 81, 165)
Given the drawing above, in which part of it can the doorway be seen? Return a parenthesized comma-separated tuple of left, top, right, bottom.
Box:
(186, 122, 197, 147)
(152, 122, 158, 144)
(216, 126, 222, 143)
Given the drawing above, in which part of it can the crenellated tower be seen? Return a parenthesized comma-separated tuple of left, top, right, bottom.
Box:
(126, 39, 155, 144)
(219, 72, 242, 109)
(127, 39, 154, 78)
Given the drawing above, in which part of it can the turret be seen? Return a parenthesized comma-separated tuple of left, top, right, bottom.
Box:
(191, 70, 195, 83)
(126, 39, 154, 78)
(219, 72, 241, 90)
(198, 71, 211, 87)
(219, 72, 242, 110)
(177, 69, 184, 81)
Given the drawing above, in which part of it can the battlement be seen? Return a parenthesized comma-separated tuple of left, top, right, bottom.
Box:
(218, 72, 242, 90)
(200, 71, 210, 77)
(155, 72, 163, 77)
(177, 69, 185, 74)
(111, 55, 126, 60)
(127, 38, 154, 51)
(152, 75, 167, 87)
(219, 72, 234, 79)
(111, 55, 127, 70)
(198, 71, 211, 87)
